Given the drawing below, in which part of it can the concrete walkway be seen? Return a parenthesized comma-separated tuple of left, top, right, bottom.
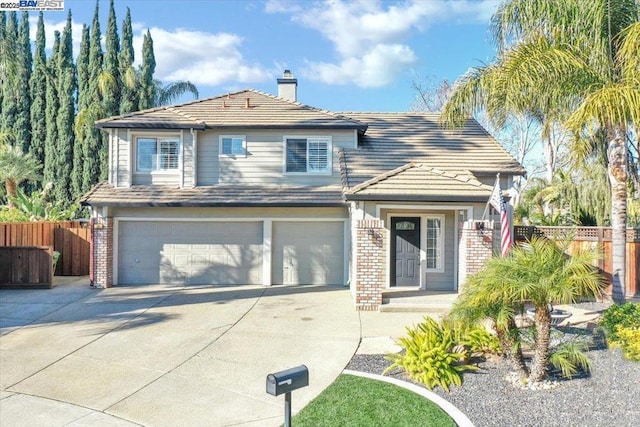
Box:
(0, 278, 361, 426)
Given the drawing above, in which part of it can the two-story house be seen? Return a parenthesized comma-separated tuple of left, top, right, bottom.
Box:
(82, 71, 525, 310)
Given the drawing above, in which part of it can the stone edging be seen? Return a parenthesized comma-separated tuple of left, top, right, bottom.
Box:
(342, 369, 475, 427)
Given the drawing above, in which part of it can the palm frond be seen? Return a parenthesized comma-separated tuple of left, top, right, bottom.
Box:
(616, 22, 640, 84)
(549, 340, 592, 379)
(567, 82, 640, 134)
(156, 81, 199, 107)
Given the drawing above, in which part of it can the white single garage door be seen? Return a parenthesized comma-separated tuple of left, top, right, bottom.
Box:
(272, 221, 344, 285)
(117, 221, 263, 285)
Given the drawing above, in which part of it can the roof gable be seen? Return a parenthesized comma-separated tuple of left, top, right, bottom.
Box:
(96, 89, 367, 131)
(345, 163, 495, 201)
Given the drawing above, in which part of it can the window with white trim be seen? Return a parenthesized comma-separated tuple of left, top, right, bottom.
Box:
(285, 137, 331, 174)
(136, 137, 180, 172)
(220, 136, 246, 156)
(425, 217, 442, 270)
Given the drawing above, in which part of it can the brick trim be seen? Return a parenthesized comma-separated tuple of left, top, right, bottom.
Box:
(355, 219, 386, 311)
(93, 217, 113, 288)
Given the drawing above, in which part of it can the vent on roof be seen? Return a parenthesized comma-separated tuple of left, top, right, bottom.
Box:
(277, 69, 297, 102)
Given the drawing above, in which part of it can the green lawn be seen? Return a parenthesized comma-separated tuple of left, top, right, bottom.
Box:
(290, 374, 457, 427)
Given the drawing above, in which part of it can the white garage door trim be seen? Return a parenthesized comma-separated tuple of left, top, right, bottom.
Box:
(113, 217, 349, 286)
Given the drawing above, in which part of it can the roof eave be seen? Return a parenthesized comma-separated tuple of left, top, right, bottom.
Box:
(344, 194, 494, 203)
(95, 122, 207, 130)
(81, 200, 347, 208)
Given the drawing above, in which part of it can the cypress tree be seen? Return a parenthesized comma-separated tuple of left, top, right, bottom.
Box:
(15, 12, 32, 152)
(119, 7, 137, 114)
(82, 0, 105, 190)
(138, 29, 156, 110)
(43, 31, 60, 190)
(29, 12, 47, 170)
(77, 25, 90, 111)
(53, 11, 76, 204)
(0, 12, 5, 114)
(103, 0, 120, 117)
(72, 24, 90, 197)
(1, 12, 19, 139)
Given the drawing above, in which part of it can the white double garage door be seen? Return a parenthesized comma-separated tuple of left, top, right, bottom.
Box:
(116, 220, 346, 286)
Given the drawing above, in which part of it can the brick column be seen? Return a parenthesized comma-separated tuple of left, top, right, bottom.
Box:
(355, 220, 386, 311)
(93, 217, 113, 288)
(458, 220, 494, 292)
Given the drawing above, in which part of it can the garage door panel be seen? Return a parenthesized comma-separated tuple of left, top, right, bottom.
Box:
(118, 221, 262, 285)
(273, 222, 344, 285)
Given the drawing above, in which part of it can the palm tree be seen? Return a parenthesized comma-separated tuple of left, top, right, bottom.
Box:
(450, 275, 529, 379)
(0, 140, 42, 208)
(154, 80, 198, 107)
(479, 237, 604, 382)
(443, 0, 640, 302)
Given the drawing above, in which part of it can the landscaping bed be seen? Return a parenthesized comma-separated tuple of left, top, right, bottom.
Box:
(347, 343, 640, 427)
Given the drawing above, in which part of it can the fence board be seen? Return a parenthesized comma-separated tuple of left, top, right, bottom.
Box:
(0, 246, 52, 288)
(53, 227, 90, 276)
(1, 221, 89, 276)
(514, 226, 639, 297)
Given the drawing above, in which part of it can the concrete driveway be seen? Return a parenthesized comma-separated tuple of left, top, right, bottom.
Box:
(0, 278, 361, 426)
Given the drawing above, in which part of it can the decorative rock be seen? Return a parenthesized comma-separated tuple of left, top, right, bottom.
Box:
(504, 371, 560, 391)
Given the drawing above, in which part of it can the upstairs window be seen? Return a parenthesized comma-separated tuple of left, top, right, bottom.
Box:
(136, 137, 180, 172)
(220, 136, 246, 156)
(285, 137, 331, 174)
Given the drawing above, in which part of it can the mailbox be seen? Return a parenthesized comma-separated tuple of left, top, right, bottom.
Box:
(266, 365, 309, 396)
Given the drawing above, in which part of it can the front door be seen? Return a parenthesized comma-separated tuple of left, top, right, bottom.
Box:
(391, 217, 420, 286)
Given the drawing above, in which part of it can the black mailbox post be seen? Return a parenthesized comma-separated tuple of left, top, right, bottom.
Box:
(266, 365, 309, 427)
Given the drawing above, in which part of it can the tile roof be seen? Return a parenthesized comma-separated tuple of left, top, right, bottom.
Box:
(339, 112, 526, 191)
(95, 89, 368, 131)
(344, 163, 495, 202)
(81, 182, 346, 207)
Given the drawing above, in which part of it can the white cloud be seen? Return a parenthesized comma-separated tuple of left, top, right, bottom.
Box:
(264, 0, 303, 14)
(30, 15, 84, 59)
(267, 0, 499, 88)
(304, 44, 417, 88)
(132, 27, 273, 86)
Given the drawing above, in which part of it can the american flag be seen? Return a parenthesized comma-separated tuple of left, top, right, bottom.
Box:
(489, 176, 512, 257)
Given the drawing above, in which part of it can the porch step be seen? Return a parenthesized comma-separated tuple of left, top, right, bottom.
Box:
(379, 290, 457, 313)
(379, 302, 451, 313)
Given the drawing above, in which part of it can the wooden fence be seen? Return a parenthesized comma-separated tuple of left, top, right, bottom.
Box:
(53, 227, 90, 276)
(0, 246, 53, 288)
(0, 221, 90, 276)
(514, 226, 639, 297)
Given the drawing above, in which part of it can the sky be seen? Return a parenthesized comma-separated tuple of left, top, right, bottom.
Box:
(33, 0, 502, 112)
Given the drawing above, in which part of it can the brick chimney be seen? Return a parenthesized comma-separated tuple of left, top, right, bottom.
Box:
(277, 70, 297, 102)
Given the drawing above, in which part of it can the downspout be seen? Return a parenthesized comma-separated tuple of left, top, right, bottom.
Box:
(89, 214, 95, 287)
(108, 129, 113, 185)
(113, 129, 118, 188)
(180, 130, 185, 188)
(191, 128, 198, 187)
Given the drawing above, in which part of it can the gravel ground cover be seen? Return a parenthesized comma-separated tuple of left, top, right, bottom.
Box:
(347, 333, 640, 427)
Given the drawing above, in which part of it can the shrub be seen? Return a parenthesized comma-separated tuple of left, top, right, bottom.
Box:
(600, 303, 640, 362)
(610, 326, 640, 361)
(549, 340, 592, 378)
(600, 303, 640, 341)
(384, 317, 480, 392)
(443, 318, 501, 358)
